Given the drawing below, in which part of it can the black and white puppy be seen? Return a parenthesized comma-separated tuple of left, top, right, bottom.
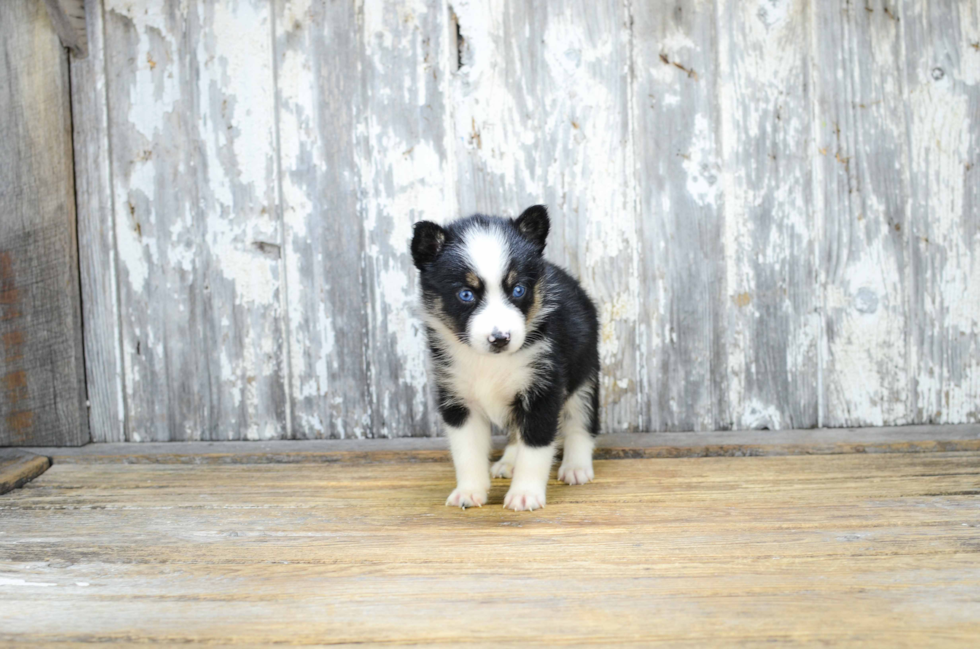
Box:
(411, 206, 600, 511)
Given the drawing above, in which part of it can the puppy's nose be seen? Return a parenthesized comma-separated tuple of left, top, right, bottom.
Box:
(488, 329, 511, 351)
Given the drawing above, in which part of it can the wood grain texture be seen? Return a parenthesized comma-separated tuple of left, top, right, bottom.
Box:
(812, 0, 911, 427)
(716, 0, 819, 431)
(631, 0, 728, 431)
(69, 0, 980, 440)
(0, 450, 50, 495)
(71, 0, 125, 442)
(355, 0, 453, 437)
(274, 0, 372, 440)
(1, 452, 979, 645)
(103, 0, 287, 441)
(0, 0, 89, 447)
(903, 0, 980, 426)
(43, 0, 88, 57)
(360, 0, 454, 437)
(274, 0, 452, 439)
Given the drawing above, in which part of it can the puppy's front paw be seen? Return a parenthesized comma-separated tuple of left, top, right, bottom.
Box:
(503, 486, 546, 511)
(446, 487, 488, 509)
(557, 462, 594, 485)
(490, 457, 514, 478)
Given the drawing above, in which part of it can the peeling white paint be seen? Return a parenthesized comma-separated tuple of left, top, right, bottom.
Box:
(681, 114, 721, 207)
(87, 0, 980, 441)
(716, 0, 819, 429)
(104, 0, 181, 142)
(908, 61, 979, 422)
(0, 577, 57, 588)
(740, 399, 783, 430)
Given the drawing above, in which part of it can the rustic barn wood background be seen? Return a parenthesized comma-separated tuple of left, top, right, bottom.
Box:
(62, 0, 979, 442)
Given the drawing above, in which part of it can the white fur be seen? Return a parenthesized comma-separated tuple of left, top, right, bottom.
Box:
(425, 309, 596, 509)
(491, 441, 518, 478)
(445, 412, 492, 509)
(504, 442, 555, 511)
(461, 228, 527, 354)
(557, 381, 596, 485)
(424, 311, 551, 428)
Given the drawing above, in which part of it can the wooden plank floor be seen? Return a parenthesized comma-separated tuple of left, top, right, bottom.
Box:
(1, 452, 978, 647)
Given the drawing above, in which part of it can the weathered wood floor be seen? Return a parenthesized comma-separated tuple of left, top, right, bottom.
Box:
(1, 452, 978, 646)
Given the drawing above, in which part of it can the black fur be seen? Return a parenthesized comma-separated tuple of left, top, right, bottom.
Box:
(509, 263, 601, 445)
(414, 214, 546, 343)
(412, 207, 600, 449)
(513, 204, 550, 254)
(411, 221, 446, 271)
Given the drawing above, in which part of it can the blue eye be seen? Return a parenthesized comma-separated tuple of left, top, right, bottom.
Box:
(457, 289, 475, 303)
(512, 284, 526, 298)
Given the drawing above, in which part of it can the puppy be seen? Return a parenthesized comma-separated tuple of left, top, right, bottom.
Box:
(410, 205, 600, 511)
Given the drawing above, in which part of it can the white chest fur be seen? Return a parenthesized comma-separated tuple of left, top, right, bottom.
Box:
(440, 336, 548, 428)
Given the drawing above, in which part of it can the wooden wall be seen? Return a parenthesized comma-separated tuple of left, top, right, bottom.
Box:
(72, 0, 980, 442)
(0, 0, 89, 446)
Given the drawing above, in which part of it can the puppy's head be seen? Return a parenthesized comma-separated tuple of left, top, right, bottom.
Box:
(411, 205, 549, 355)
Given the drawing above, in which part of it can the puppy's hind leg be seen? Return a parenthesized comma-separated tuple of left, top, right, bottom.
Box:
(491, 429, 519, 479)
(557, 380, 597, 486)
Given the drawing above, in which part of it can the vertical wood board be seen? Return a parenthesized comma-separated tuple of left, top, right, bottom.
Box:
(274, 0, 453, 439)
(273, 0, 374, 439)
(811, 0, 912, 428)
(72, 0, 126, 442)
(903, 0, 980, 425)
(716, 0, 819, 431)
(0, 0, 89, 447)
(358, 0, 455, 437)
(103, 0, 286, 441)
(631, 0, 729, 432)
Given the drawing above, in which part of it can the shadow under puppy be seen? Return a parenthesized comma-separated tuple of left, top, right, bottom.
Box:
(411, 205, 600, 511)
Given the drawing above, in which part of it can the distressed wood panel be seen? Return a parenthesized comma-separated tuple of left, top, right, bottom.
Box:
(72, 0, 980, 440)
(812, 0, 911, 427)
(903, 0, 980, 425)
(72, 0, 126, 442)
(103, 0, 286, 441)
(43, 0, 88, 57)
(716, 0, 819, 430)
(358, 0, 454, 437)
(452, 0, 639, 433)
(632, 0, 728, 431)
(0, 0, 89, 447)
(274, 0, 373, 439)
(275, 0, 451, 438)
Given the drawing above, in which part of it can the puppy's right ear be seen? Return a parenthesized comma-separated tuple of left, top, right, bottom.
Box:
(411, 221, 446, 270)
(514, 205, 549, 254)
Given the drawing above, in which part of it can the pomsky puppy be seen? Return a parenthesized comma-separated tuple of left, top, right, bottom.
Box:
(411, 205, 600, 511)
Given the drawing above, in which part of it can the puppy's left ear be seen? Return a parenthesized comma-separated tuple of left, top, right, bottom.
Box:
(514, 205, 549, 254)
(411, 221, 447, 270)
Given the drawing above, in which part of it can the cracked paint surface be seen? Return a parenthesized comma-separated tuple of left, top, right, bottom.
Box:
(84, 0, 980, 440)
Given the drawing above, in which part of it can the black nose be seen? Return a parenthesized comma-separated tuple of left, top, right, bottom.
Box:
(488, 330, 511, 351)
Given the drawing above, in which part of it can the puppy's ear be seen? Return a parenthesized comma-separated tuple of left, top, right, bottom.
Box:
(514, 205, 550, 254)
(411, 221, 447, 270)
